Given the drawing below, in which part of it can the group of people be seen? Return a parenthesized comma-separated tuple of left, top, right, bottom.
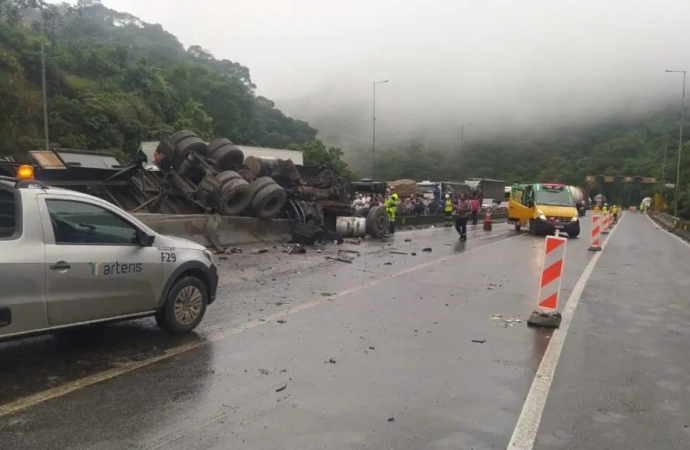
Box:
(382, 186, 476, 241)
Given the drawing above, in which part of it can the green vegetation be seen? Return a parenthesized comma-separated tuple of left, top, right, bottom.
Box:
(0, 0, 349, 174)
(346, 107, 689, 216)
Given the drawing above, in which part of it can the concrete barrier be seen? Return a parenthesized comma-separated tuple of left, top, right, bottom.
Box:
(651, 211, 690, 241)
(396, 211, 508, 227)
(134, 213, 293, 248)
(134, 211, 511, 249)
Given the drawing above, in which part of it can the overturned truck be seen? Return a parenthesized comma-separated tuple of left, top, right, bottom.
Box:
(0, 130, 390, 243)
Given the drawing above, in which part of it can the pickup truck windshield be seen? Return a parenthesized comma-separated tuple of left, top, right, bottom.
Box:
(535, 188, 573, 207)
(0, 189, 15, 238)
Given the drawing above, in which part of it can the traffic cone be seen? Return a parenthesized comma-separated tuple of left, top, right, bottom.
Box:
(483, 212, 492, 231)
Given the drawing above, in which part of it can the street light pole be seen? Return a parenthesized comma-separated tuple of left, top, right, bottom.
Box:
(38, 0, 50, 152)
(372, 79, 389, 179)
(459, 122, 473, 153)
(661, 132, 668, 197)
(666, 69, 686, 217)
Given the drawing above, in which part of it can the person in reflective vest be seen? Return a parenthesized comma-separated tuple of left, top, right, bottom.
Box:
(385, 188, 399, 234)
(444, 194, 453, 226)
(612, 204, 619, 222)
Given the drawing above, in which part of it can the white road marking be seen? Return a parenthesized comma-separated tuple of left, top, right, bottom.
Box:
(644, 212, 690, 249)
(0, 232, 523, 419)
(507, 214, 625, 449)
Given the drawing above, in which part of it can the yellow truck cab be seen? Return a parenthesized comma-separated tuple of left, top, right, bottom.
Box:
(508, 183, 580, 237)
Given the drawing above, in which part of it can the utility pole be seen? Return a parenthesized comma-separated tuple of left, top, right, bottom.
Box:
(372, 80, 389, 179)
(666, 70, 686, 217)
(459, 122, 473, 153)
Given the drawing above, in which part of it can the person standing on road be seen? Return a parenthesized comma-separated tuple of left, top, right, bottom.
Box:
(470, 195, 480, 225)
(385, 187, 399, 234)
(455, 193, 471, 241)
(612, 204, 619, 222)
(444, 194, 454, 226)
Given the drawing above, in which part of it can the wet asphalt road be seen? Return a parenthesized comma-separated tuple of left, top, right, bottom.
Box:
(535, 213, 690, 450)
(0, 218, 611, 449)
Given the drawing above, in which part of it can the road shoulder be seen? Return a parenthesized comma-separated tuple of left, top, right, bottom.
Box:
(534, 214, 690, 449)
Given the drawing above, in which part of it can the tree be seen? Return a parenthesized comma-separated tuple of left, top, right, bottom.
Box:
(0, 0, 331, 161)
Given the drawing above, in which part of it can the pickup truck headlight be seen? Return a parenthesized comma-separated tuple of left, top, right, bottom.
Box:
(537, 209, 546, 220)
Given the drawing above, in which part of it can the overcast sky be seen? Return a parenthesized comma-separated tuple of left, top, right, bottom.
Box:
(100, 0, 690, 143)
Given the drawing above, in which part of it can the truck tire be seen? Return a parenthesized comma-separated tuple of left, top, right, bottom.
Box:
(156, 276, 208, 335)
(249, 176, 278, 198)
(215, 170, 242, 186)
(209, 138, 245, 171)
(366, 206, 389, 238)
(250, 183, 286, 219)
(175, 136, 209, 170)
(156, 130, 197, 164)
(217, 178, 252, 216)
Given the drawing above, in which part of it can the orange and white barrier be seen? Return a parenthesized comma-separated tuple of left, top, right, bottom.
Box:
(601, 211, 610, 234)
(588, 214, 602, 251)
(537, 235, 567, 310)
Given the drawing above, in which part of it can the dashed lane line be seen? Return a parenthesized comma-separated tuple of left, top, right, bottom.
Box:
(507, 213, 625, 449)
(0, 232, 523, 420)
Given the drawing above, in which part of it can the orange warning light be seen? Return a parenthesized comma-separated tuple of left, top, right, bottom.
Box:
(16, 165, 34, 180)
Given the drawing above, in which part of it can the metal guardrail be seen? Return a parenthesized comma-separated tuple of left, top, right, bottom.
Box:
(651, 211, 690, 241)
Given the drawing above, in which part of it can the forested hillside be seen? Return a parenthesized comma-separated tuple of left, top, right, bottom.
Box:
(343, 106, 689, 214)
(0, 0, 348, 173)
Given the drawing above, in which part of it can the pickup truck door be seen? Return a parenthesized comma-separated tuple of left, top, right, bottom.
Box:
(37, 194, 163, 327)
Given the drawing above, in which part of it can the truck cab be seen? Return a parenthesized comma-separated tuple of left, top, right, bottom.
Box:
(508, 183, 580, 237)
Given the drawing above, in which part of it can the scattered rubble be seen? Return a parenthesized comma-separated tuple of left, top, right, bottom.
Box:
(471, 339, 487, 344)
(527, 310, 562, 329)
(422, 247, 432, 252)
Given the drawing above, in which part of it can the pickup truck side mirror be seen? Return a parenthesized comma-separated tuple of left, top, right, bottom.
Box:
(137, 230, 155, 247)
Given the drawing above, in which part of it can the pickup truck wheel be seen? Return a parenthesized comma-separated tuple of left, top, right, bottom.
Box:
(528, 219, 536, 235)
(156, 276, 208, 334)
(514, 223, 522, 231)
(567, 231, 579, 238)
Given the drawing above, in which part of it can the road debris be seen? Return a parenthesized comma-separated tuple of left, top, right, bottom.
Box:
(490, 314, 523, 327)
(410, 252, 417, 256)
(259, 369, 270, 375)
(276, 383, 287, 393)
(325, 358, 336, 364)
(251, 248, 269, 254)
(326, 255, 353, 263)
(277, 319, 287, 324)
(389, 251, 408, 255)
(287, 245, 306, 255)
(384, 262, 393, 265)
(404, 238, 412, 242)
(422, 247, 432, 252)
(471, 339, 487, 344)
(387, 416, 395, 422)
(344, 239, 361, 245)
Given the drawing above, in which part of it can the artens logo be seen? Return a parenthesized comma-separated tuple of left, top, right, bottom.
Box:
(88, 261, 143, 276)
